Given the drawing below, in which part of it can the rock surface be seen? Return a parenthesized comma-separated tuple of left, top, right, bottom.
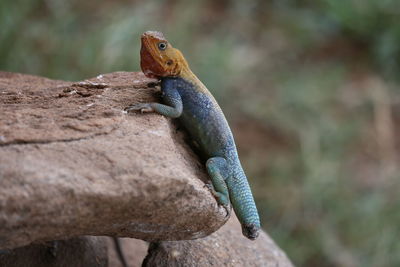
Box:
(0, 236, 108, 267)
(143, 215, 294, 267)
(0, 71, 227, 249)
(107, 237, 148, 267)
(0, 71, 293, 267)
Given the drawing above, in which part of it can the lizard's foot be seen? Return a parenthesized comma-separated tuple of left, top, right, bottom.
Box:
(125, 103, 154, 113)
(204, 183, 231, 217)
(205, 157, 231, 218)
(221, 203, 231, 218)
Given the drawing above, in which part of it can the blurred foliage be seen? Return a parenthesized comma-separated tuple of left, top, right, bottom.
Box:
(1, 0, 400, 266)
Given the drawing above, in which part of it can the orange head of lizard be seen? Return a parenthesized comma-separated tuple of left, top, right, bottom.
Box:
(140, 31, 189, 78)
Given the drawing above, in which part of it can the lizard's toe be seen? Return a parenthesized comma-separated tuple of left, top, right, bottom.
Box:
(203, 183, 230, 216)
(125, 103, 152, 113)
(222, 204, 231, 218)
(203, 183, 214, 190)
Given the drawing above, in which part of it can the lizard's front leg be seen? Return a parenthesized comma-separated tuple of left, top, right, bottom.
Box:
(125, 80, 182, 118)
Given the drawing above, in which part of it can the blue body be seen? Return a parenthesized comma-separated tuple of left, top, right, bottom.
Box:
(161, 77, 260, 234)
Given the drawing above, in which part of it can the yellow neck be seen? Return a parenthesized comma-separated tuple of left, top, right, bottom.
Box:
(179, 67, 209, 94)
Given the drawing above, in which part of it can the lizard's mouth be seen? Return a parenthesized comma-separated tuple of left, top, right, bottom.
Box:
(140, 36, 166, 79)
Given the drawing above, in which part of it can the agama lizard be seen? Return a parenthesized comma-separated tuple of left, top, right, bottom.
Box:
(126, 31, 261, 240)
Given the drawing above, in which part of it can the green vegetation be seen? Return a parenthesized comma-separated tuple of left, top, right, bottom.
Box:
(1, 0, 399, 266)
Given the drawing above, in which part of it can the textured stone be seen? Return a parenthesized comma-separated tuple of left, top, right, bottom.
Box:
(0, 71, 293, 267)
(0, 236, 107, 267)
(143, 215, 294, 267)
(107, 237, 148, 267)
(0, 71, 227, 249)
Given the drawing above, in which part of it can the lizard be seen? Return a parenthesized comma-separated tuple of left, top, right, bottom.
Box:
(126, 31, 261, 240)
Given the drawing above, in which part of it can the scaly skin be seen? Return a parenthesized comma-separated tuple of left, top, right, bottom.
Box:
(126, 31, 260, 240)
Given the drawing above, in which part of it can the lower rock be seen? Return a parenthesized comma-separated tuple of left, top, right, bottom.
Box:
(107, 237, 148, 267)
(0, 236, 107, 267)
(142, 215, 294, 267)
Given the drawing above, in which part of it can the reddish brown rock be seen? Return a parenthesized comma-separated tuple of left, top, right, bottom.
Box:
(142, 215, 294, 267)
(0, 71, 293, 267)
(107, 237, 148, 267)
(0, 236, 108, 267)
(0, 71, 227, 249)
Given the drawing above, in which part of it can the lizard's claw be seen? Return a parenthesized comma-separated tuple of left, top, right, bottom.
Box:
(203, 183, 214, 191)
(125, 103, 154, 113)
(221, 204, 231, 218)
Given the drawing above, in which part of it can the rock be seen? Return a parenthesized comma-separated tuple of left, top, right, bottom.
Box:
(0, 71, 227, 249)
(0, 236, 149, 267)
(107, 237, 148, 267)
(0, 71, 293, 267)
(0, 236, 108, 267)
(142, 215, 294, 267)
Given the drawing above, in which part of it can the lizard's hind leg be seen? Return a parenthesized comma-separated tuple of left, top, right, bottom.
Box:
(205, 157, 231, 211)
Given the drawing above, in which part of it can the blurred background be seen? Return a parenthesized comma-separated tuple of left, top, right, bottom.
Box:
(1, 0, 399, 266)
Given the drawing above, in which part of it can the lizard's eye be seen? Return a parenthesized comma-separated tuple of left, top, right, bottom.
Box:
(158, 42, 167, 51)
